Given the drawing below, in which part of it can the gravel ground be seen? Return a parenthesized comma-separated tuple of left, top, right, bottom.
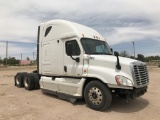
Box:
(0, 66, 160, 120)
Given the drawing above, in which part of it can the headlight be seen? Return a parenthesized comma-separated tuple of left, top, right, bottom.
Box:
(115, 75, 133, 86)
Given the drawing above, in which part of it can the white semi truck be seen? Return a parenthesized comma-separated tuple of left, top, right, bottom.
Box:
(15, 20, 149, 111)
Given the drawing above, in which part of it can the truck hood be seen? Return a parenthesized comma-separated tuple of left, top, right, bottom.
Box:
(86, 55, 140, 87)
(89, 55, 138, 65)
(86, 54, 148, 88)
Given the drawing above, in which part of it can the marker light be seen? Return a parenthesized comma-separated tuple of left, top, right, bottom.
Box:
(115, 75, 133, 86)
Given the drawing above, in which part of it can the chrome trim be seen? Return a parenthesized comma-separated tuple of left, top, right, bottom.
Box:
(107, 84, 133, 89)
(130, 61, 149, 88)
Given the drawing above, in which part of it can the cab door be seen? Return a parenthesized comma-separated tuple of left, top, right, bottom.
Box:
(63, 39, 83, 76)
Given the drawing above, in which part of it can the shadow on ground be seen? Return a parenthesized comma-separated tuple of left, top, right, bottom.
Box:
(42, 92, 149, 113)
(107, 95, 149, 113)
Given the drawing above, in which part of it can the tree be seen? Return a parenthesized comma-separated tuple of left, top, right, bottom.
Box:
(120, 50, 129, 57)
(144, 55, 160, 62)
(137, 54, 144, 61)
(130, 56, 135, 59)
(0, 57, 3, 64)
(155, 55, 160, 60)
(3, 57, 20, 66)
(26, 57, 30, 60)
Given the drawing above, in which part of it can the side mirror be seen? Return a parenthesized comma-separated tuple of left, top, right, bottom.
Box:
(114, 51, 121, 70)
(66, 43, 72, 56)
(114, 51, 119, 56)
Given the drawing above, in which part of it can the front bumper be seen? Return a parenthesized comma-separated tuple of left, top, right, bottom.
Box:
(117, 86, 147, 100)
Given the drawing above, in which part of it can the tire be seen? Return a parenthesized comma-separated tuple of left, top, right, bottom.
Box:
(24, 73, 35, 90)
(32, 73, 40, 89)
(15, 72, 27, 88)
(84, 80, 112, 111)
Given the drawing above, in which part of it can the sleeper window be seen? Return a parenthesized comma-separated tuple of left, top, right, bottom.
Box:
(45, 26, 52, 37)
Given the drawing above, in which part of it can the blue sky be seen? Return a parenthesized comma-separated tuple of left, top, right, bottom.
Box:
(0, 0, 160, 60)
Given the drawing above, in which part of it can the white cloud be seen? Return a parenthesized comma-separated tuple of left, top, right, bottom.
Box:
(107, 26, 160, 45)
(0, 0, 160, 57)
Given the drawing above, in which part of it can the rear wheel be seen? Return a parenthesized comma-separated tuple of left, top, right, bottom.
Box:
(15, 72, 27, 87)
(24, 73, 35, 90)
(84, 80, 112, 111)
(32, 73, 40, 89)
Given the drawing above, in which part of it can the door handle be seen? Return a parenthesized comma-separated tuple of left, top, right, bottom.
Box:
(64, 66, 67, 72)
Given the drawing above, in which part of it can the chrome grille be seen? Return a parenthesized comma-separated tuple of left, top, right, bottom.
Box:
(133, 65, 149, 85)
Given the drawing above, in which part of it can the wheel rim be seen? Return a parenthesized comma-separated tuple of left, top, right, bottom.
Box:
(24, 78, 29, 87)
(16, 76, 20, 85)
(88, 87, 103, 105)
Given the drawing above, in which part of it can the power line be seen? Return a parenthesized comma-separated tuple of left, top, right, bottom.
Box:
(0, 40, 37, 44)
(111, 45, 160, 49)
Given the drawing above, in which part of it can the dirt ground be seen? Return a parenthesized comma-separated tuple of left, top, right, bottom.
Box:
(0, 66, 160, 120)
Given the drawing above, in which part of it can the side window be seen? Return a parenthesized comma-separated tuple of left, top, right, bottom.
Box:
(45, 26, 52, 37)
(66, 40, 80, 56)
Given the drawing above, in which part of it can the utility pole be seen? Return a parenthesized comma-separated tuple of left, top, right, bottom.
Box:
(5, 41, 8, 67)
(20, 53, 22, 66)
(132, 41, 135, 58)
(21, 53, 22, 61)
(33, 52, 35, 60)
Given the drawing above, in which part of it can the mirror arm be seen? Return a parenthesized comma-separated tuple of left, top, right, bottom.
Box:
(70, 56, 80, 62)
(116, 56, 121, 70)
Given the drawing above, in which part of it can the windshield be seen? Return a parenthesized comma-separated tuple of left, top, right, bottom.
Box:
(81, 38, 112, 55)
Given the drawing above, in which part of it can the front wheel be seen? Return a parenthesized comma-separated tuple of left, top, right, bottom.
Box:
(84, 81, 112, 111)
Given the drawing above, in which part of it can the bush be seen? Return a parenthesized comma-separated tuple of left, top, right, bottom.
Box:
(3, 57, 20, 66)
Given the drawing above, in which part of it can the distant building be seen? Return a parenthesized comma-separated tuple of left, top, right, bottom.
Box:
(20, 60, 31, 65)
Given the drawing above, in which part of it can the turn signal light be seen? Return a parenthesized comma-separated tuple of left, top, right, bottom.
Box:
(115, 76, 121, 85)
